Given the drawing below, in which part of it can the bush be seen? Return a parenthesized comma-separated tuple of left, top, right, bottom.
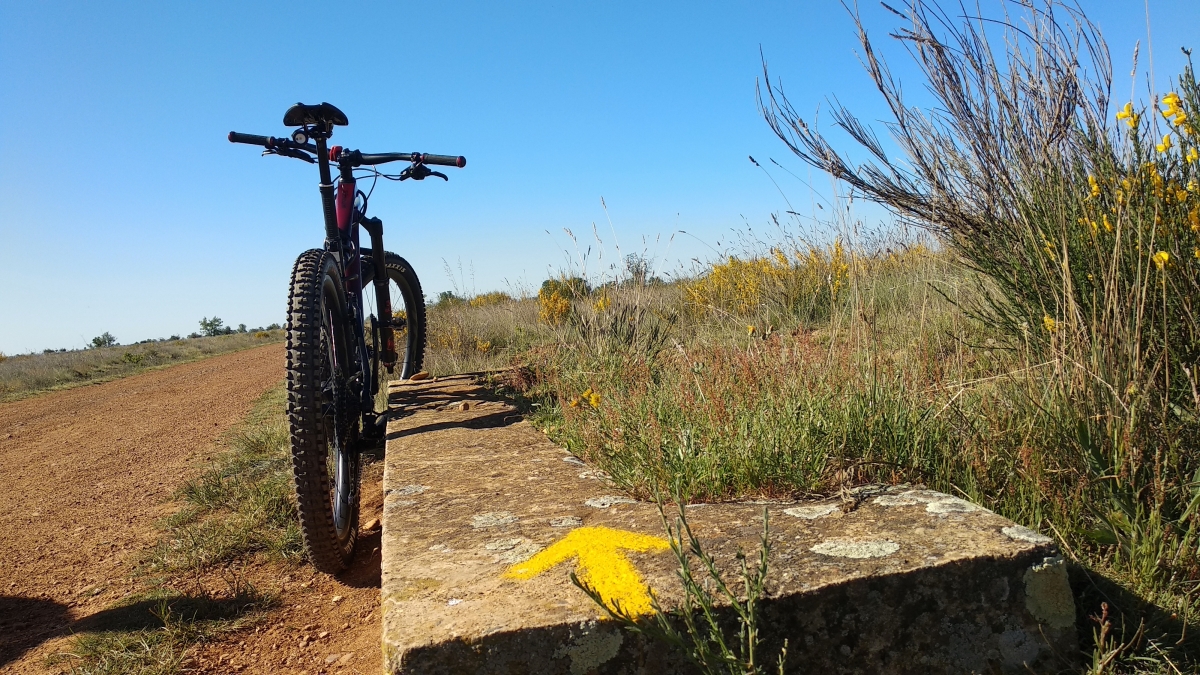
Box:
(760, 0, 1200, 662)
(469, 291, 514, 307)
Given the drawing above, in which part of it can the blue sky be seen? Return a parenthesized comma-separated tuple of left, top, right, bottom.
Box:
(1, 1, 1197, 353)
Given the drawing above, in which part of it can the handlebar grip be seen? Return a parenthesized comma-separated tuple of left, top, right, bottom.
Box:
(420, 154, 466, 168)
(228, 131, 272, 146)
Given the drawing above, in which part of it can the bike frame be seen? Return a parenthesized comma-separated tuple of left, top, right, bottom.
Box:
(313, 133, 395, 417)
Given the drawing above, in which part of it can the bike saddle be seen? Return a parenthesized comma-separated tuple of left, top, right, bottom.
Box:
(283, 102, 349, 128)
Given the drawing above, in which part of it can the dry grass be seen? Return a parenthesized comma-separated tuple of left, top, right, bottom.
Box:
(0, 331, 284, 402)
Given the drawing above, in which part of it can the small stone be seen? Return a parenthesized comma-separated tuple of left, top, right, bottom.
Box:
(331, 596, 342, 603)
(448, 598, 463, 606)
(562, 456, 586, 466)
(318, 630, 329, 638)
(585, 496, 636, 509)
(325, 654, 340, 664)
(363, 518, 380, 531)
(408, 371, 431, 381)
(460, 401, 471, 411)
(337, 652, 354, 664)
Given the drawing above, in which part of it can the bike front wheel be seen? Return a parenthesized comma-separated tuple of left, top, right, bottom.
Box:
(286, 249, 360, 574)
(363, 252, 427, 384)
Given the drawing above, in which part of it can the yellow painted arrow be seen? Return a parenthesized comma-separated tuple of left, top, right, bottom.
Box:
(504, 526, 670, 616)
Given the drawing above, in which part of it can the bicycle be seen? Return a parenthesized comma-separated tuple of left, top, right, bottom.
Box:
(229, 102, 465, 573)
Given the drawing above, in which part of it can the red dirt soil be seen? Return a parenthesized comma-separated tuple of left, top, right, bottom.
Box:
(0, 344, 385, 674)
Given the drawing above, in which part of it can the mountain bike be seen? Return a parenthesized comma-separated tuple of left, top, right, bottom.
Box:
(229, 102, 465, 573)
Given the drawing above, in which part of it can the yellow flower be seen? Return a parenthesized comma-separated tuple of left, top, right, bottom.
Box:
(580, 386, 600, 408)
(1117, 102, 1140, 128)
(1102, 214, 1113, 232)
(1188, 147, 1199, 164)
(1189, 207, 1200, 232)
(1194, 247, 1200, 260)
(569, 397, 581, 408)
(593, 294, 611, 312)
(747, 325, 756, 336)
(1087, 174, 1100, 198)
(1157, 134, 1173, 153)
(1043, 316, 1058, 333)
(1153, 251, 1170, 270)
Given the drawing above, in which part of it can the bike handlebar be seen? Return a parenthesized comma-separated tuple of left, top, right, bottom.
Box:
(355, 152, 466, 168)
(420, 154, 467, 168)
(229, 132, 465, 169)
(228, 131, 273, 146)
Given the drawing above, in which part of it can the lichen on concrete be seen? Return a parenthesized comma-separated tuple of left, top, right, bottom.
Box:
(810, 539, 900, 559)
(1003, 525, 1052, 544)
(1023, 556, 1075, 629)
(553, 622, 623, 675)
(782, 504, 838, 520)
(584, 496, 636, 509)
(472, 511, 518, 528)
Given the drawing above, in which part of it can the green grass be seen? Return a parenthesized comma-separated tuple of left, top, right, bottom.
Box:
(51, 383, 296, 674)
(0, 330, 284, 402)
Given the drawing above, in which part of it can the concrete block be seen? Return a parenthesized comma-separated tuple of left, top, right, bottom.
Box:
(382, 375, 1076, 674)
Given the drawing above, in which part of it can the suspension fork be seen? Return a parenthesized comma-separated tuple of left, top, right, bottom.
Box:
(359, 216, 397, 372)
(315, 136, 340, 249)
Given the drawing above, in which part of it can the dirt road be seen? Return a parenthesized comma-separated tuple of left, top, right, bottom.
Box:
(0, 345, 287, 672)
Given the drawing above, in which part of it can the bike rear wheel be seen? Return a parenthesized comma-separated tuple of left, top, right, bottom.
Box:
(286, 249, 360, 574)
(363, 252, 427, 383)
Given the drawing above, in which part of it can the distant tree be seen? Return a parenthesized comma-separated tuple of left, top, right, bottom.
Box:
(435, 290, 464, 307)
(266, 323, 281, 330)
(199, 316, 232, 337)
(237, 323, 247, 333)
(90, 332, 118, 349)
(187, 332, 201, 339)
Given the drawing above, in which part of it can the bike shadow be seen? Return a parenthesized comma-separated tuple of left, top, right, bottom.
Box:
(0, 589, 265, 668)
(0, 595, 70, 667)
(384, 409, 522, 441)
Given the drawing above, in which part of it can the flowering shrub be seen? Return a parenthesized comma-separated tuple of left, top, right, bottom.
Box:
(684, 241, 849, 320)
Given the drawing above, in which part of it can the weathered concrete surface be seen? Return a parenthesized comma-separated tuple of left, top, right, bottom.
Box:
(382, 375, 1077, 674)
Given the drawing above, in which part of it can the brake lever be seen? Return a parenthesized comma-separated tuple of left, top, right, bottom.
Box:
(275, 147, 316, 163)
(398, 164, 448, 181)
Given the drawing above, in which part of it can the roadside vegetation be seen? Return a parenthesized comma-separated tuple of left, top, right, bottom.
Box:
(425, 2, 1200, 670)
(50, 385, 297, 674)
(0, 324, 283, 402)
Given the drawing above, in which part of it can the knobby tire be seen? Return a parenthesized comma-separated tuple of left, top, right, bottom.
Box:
(286, 249, 360, 574)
